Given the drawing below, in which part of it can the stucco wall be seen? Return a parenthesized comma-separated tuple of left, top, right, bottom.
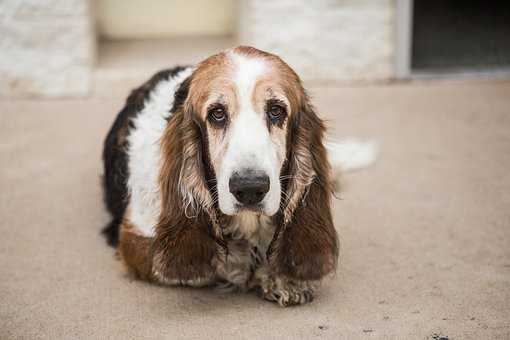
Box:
(238, 0, 396, 82)
(96, 0, 235, 39)
(0, 0, 95, 97)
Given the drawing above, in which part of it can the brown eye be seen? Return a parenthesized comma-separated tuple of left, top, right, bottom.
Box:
(267, 103, 286, 122)
(207, 104, 227, 124)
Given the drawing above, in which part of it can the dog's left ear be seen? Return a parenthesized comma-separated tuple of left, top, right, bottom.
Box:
(268, 93, 339, 281)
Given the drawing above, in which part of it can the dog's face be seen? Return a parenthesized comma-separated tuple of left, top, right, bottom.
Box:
(157, 46, 336, 284)
(184, 47, 304, 216)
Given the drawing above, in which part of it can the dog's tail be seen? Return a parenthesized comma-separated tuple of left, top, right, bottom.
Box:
(326, 138, 378, 172)
(325, 138, 378, 189)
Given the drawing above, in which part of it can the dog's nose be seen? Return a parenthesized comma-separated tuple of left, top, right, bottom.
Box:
(229, 171, 270, 206)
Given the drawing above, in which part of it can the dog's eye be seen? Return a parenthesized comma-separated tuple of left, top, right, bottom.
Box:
(207, 105, 227, 124)
(267, 103, 286, 122)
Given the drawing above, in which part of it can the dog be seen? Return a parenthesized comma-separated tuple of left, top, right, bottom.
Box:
(102, 46, 376, 306)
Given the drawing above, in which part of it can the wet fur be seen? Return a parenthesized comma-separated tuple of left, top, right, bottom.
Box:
(101, 47, 339, 306)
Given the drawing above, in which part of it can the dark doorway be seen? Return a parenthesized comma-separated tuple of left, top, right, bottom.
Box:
(412, 0, 510, 72)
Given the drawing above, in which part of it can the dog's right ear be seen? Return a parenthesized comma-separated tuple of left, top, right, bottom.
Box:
(151, 75, 220, 286)
(164, 75, 216, 217)
(170, 76, 191, 115)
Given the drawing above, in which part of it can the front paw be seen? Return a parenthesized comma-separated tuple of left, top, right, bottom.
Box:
(261, 282, 315, 307)
(253, 268, 316, 307)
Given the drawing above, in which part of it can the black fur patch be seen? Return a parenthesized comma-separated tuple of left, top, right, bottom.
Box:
(101, 66, 190, 246)
(170, 75, 191, 116)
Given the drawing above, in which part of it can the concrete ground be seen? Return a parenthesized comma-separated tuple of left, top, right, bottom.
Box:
(1, 80, 510, 339)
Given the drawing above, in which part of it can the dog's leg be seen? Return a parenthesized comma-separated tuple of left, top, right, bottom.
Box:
(250, 266, 317, 307)
(118, 221, 154, 280)
(118, 219, 218, 287)
(151, 217, 219, 287)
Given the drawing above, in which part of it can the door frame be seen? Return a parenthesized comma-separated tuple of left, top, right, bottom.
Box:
(395, 0, 413, 79)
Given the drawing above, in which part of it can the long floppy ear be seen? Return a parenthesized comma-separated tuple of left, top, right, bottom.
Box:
(151, 78, 221, 286)
(268, 94, 339, 281)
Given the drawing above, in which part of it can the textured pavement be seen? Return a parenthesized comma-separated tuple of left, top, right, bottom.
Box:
(1, 80, 510, 339)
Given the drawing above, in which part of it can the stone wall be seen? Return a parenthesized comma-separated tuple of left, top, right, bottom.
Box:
(0, 0, 397, 98)
(238, 0, 396, 82)
(0, 0, 95, 97)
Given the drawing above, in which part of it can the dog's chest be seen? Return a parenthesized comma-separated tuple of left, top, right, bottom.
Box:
(223, 212, 276, 253)
(214, 213, 276, 287)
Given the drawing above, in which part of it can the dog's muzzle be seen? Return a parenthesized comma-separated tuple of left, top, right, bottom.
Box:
(229, 169, 270, 207)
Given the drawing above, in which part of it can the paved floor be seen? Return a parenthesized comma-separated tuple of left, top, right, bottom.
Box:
(1, 80, 510, 339)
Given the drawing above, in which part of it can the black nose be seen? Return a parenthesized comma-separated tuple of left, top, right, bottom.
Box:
(229, 171, 270, 206)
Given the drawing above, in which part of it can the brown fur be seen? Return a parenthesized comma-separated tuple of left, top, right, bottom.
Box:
(118, 220, 153, 280)
(116, 46, 339, 300)
(267, 89, 339, 281)
(152, 109, 221, 285)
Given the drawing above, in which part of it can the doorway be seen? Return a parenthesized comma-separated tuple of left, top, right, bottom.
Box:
(396, 0, 510, 77)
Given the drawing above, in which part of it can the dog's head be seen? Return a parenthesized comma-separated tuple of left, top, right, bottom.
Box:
(161, 46, 330, 225)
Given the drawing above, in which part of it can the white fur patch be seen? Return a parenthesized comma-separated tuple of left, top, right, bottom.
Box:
(326, 138, 378, 172)
(126, 67, 193, 237)
(216, 52, 282, 216)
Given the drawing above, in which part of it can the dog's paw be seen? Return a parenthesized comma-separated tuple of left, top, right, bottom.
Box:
(262, 284, 315, 307)
(254, 268, 317, 307)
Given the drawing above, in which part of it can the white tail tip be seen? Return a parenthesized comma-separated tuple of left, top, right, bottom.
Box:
(326, 138, 379, 173)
